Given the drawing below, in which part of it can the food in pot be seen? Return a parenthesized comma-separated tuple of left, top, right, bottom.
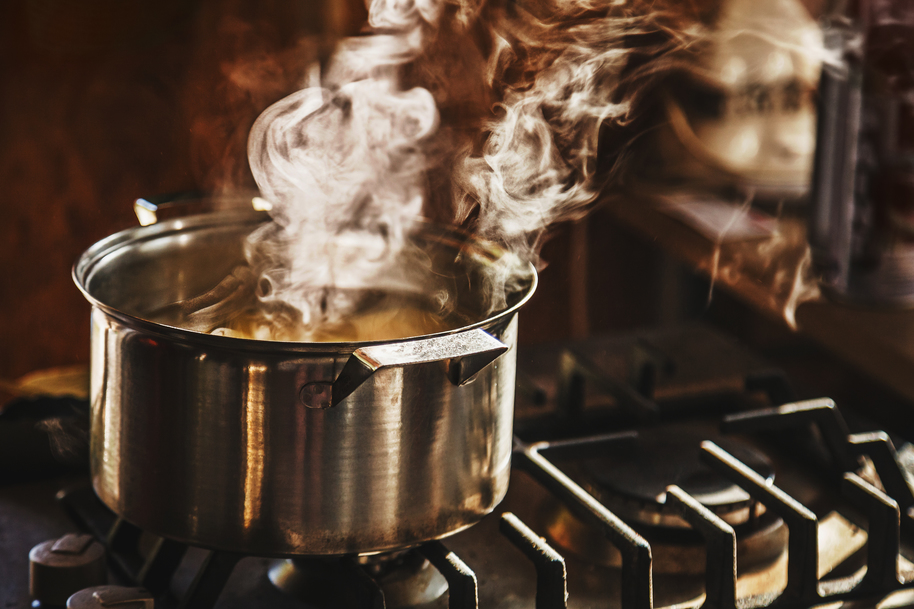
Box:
(149, 264, 459, 342)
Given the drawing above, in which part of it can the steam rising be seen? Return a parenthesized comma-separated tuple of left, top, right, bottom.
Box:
(236, 0, 826, 337)
(453, 2, 711, 260)
(245, 1, 445, 338)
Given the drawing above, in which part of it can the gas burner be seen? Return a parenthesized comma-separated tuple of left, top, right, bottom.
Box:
(540, 499, 786, 574)
(536, 423, 788, 574)
(580, 423, 775, 529)
(268, 551, 447, 608)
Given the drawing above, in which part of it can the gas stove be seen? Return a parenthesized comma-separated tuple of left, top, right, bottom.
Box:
(4, 323, 914, 609)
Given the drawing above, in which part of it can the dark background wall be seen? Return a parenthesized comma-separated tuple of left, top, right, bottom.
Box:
(0, 0, 824, 382)
(0, 1, 320, 379)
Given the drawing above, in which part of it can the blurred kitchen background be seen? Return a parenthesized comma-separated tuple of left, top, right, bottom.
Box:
(9, 0, 914, 432)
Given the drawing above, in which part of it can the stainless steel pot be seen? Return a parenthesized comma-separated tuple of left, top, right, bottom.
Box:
(73, 196, 536, 556)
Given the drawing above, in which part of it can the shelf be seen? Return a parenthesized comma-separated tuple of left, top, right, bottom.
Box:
(604, 193, 914, 403)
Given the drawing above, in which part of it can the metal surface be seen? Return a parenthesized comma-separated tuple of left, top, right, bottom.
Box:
(10, 323, 914, 608)
(515, 438, 654, 609)
(177, 551, 243, 609)
(269, 551, 449, 608)
(499, 512, 568, 609)
(539, 496, 786, 575)
(809, 13, 914, 306)
(419, 541, 479, 609)
(663, 485, 736, 609)
(841, 473, 900, 591)
(808, 23, 865, 301)
(722, 398, 856, 471)
(72, 208, 537, 556)
(701, 441, 820, 604)
(106, 517, 186, 595)
(524, 430, 785, 576)
(66, 585, 155, 609)
(580, 424, 775, 528)
(367, 555, 449, 608)
(30, 533, 107, 605)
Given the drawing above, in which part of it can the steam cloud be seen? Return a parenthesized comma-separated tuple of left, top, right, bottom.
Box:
(453, 2, 704, 260)
(245, 1, 446, 338)
(242, 0, 826, 337)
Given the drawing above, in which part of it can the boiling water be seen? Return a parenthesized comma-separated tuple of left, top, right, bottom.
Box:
(211, 297, 457, 342)
(152, 284, 460, 343)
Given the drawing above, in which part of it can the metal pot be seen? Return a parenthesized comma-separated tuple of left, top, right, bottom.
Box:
(73, 195, 536, 556)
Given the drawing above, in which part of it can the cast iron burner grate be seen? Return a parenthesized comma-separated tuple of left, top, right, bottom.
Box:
(36, 332, 914, 609)
(57, 484, 565, 609)
(514, 398, 914, 609)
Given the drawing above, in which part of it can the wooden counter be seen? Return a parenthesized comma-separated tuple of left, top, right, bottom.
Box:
(604, 193, 914, 403)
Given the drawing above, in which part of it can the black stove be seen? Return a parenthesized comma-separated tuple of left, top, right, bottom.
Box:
(4, 323, 914, 609)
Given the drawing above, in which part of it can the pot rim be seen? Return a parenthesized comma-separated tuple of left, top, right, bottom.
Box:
(72, 211, 537, 353)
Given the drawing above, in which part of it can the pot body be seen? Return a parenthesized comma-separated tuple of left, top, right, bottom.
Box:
(76, 210, 534, 556)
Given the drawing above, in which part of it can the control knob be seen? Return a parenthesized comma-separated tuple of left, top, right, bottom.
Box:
(30, 533, 106, 606)
(67, 585, 154, 609)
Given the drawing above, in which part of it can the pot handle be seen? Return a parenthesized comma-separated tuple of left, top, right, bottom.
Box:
(311, 329, 509, 408)
(133, 191, 272, 226)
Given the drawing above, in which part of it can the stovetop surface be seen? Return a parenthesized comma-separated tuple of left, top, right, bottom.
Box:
(5, 323, 914, 609)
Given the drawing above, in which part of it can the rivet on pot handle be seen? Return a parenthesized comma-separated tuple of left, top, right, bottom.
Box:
(322, 329, 509, 408)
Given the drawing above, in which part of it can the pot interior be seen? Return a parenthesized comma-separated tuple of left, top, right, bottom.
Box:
(76, 211, 535, 342)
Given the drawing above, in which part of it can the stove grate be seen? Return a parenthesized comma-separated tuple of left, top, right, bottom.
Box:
(59, 482, 572, 609)
(500, 512, 568, 609)
(514, 393, 914, 609)
(44, 340, 914, 609)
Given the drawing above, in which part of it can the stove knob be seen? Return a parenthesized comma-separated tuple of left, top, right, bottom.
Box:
(30, 533, 107, 606)
(67, 586, 154, 609)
